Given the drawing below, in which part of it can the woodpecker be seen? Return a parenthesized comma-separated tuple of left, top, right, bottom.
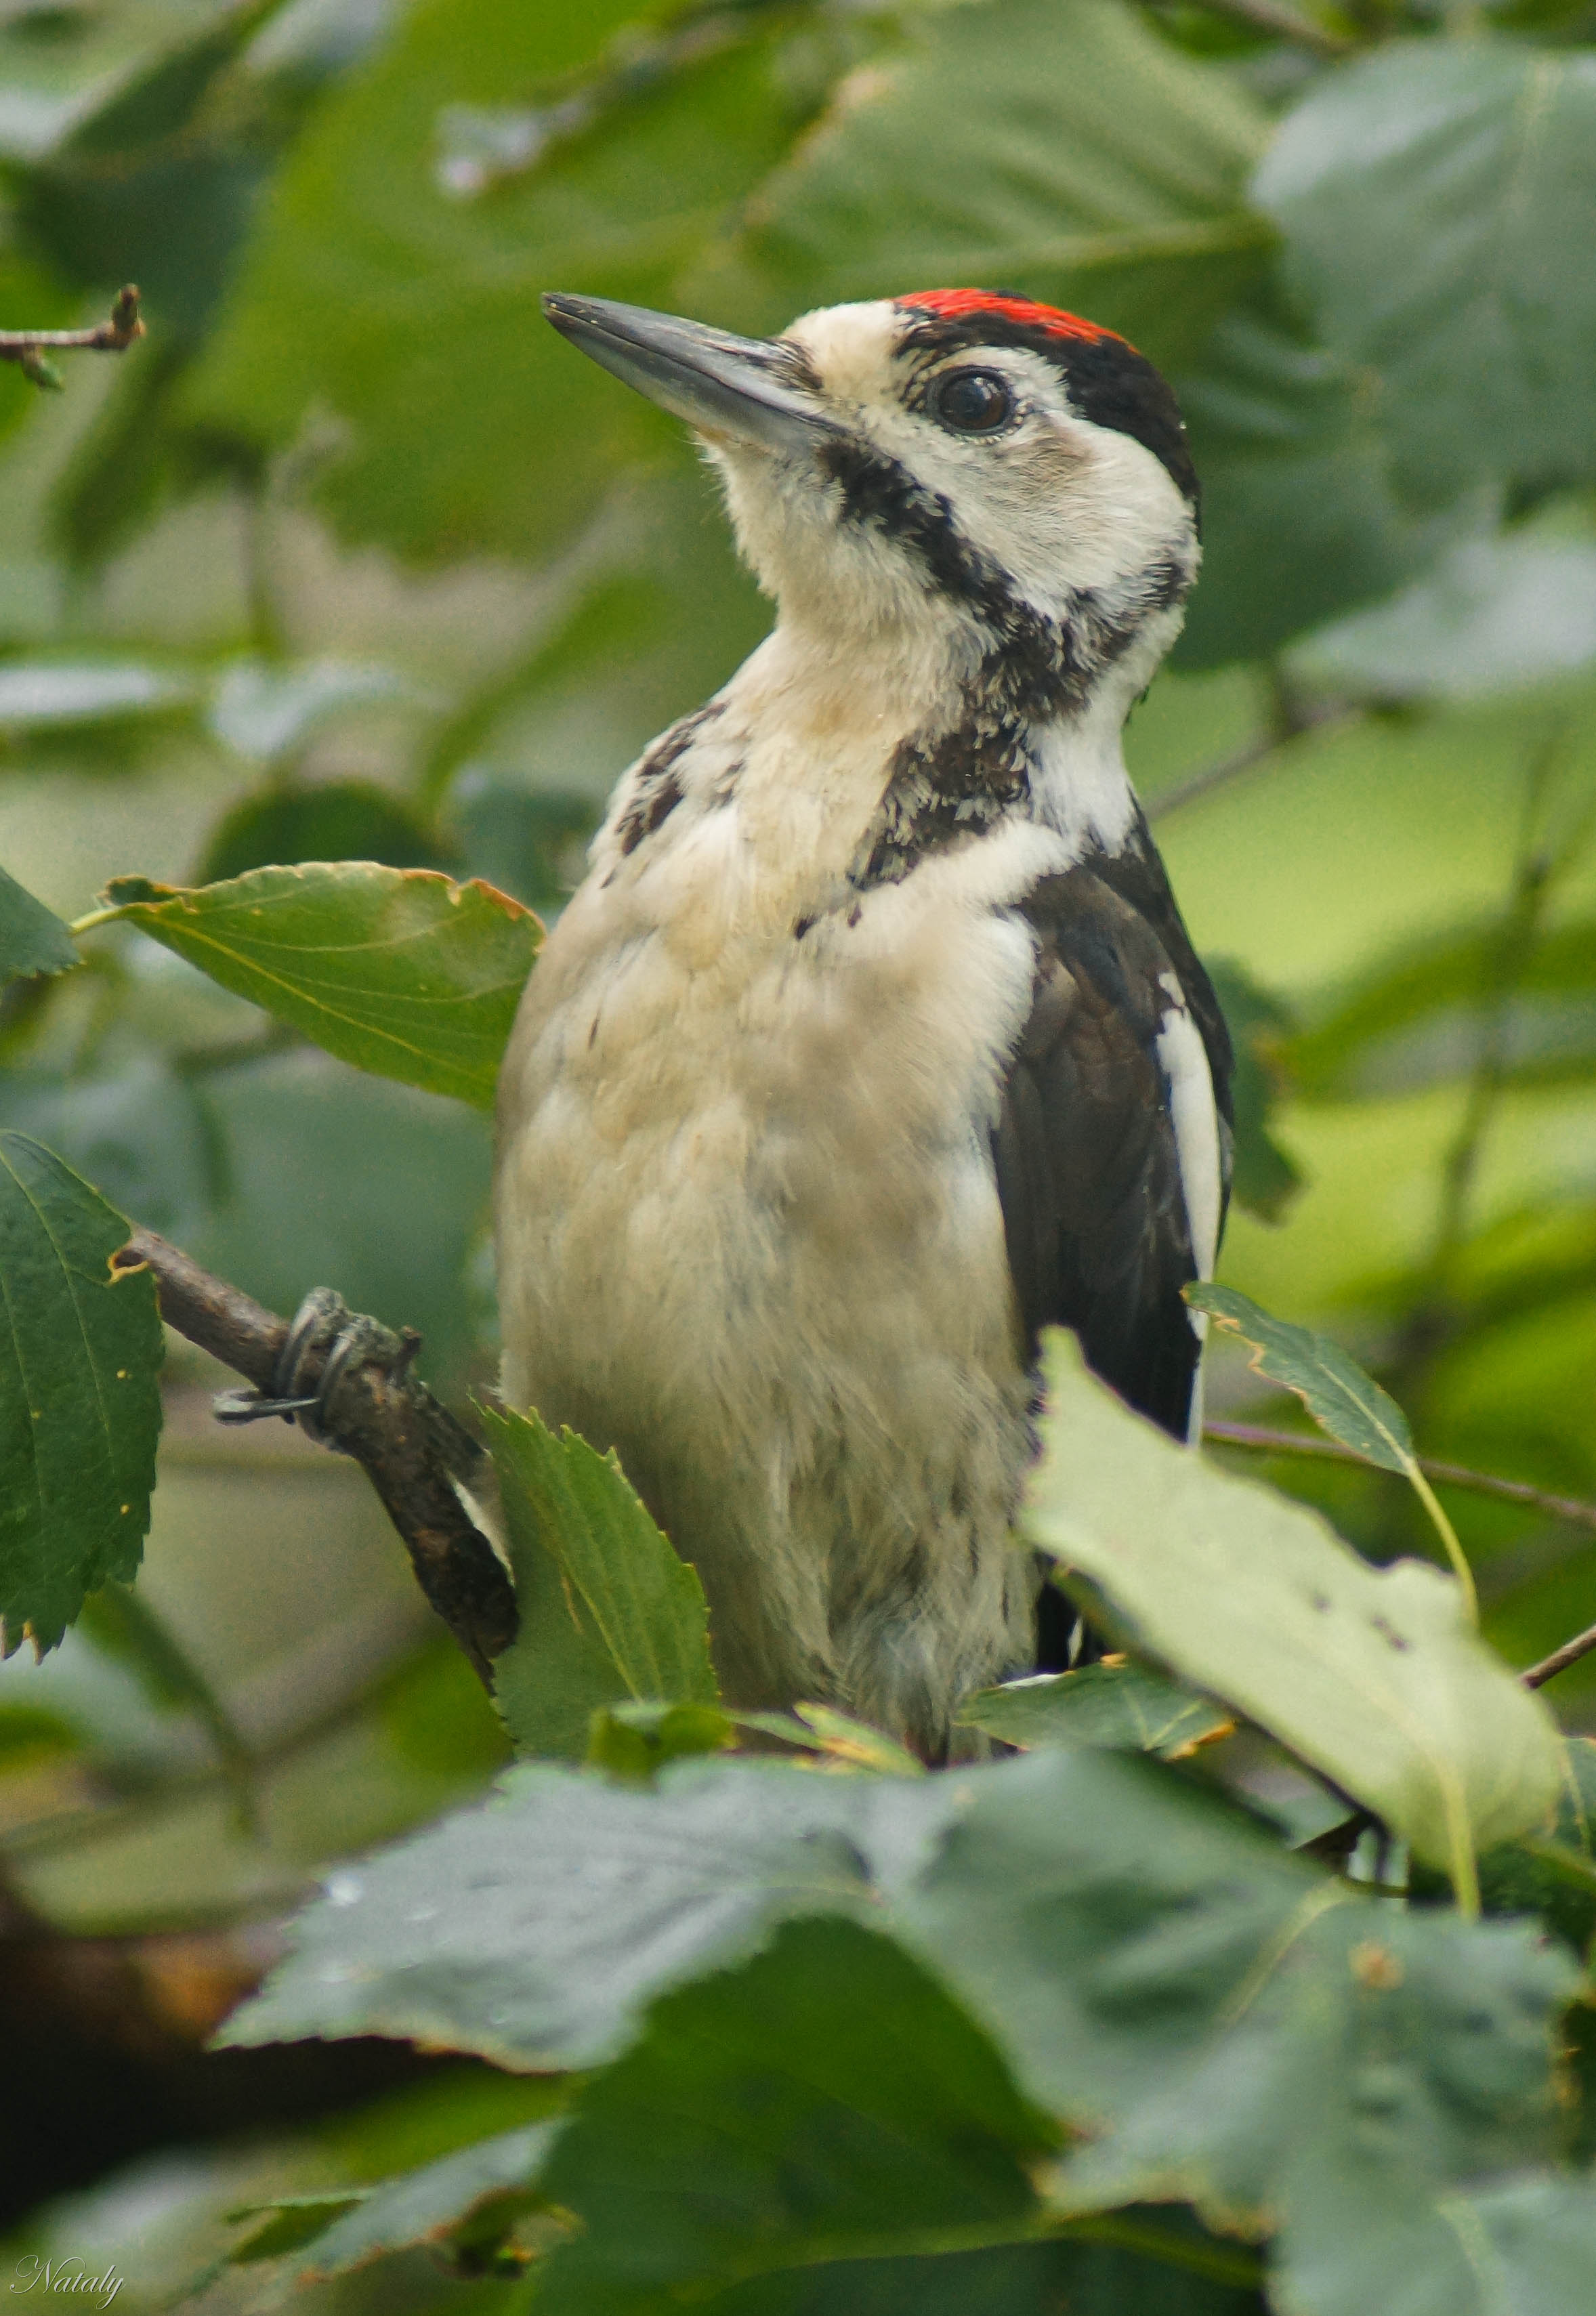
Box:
(495, 289, 1234, 1759)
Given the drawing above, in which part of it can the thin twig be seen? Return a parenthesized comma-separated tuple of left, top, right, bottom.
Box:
(0, 286, 144, 388)
(111, 1228, 516, 1687)
(1146, 703, 1358, 825)
(1204, 1421, 1596, 1536)
(1522, 1624, 1596, 1692)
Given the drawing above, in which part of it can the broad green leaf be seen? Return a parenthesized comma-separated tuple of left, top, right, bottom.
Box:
(221, 1745, 1574, 2316)
(213, 1758, 961, 2067)
(1293, 534, 1596, 704)
(0, 1132, 163, 1654)
(587, 1698, 734, 1783)
(198, 781, 459, 885)
(1186, 1282, 1413, 1473)
(1270, 2170, 1596, 2316)
(721, 0, 1271, 366)
(532, 1918, 1055, 2316)
(894, 1760, 1576, 2314)
(1256, 39, 1596, 508)
(291, 2121, 565, 2281)
(957, 1661, 1233, 1761)
(91, 864, 541, 1110)
(0, 658, 194, 730)
(484, 1404, 718, 1762)
(1024, 1332, 1561, 1888)
(0, 866, 77, 985)
(183, 0, 812, 562)
(1204, 959, 1301, 1223)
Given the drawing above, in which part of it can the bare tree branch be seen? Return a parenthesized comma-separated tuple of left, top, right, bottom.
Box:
(1204, 1420, 1596, 1535)
(0, 286, 144, 389)
(1521, 1622, 1596, 1692)
(110, 1227, 516, 1688)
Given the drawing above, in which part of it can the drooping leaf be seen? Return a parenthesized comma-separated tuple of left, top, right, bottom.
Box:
(290, 2121, 566, 2281)
(213, 1758, 960, 2068)
(722, 0, 1272, 365)
(198, 781, 459, 885)
(484, 1404, 719, 1763)
(0, 1132, 163, 1653)
(532, 1917, 1056, 2316)
(92, 864, 541, 1109)
(1023, 1332, 1561, 1885)
(1256, 38, 1596, 509)
(957, 1660, 1233, 1761)
(1185, 1281, 1413, 1473)
(0, 865, 77, 986)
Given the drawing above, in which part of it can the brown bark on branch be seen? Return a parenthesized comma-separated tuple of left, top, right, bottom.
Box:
(110, 1227, 516, 1688)
(1, 287, 144, 389)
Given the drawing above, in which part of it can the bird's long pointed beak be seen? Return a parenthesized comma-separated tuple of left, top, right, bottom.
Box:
(541, 293, 836, 457)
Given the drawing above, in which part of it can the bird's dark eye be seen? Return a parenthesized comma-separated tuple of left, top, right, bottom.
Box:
(929, 369, 1015, 435)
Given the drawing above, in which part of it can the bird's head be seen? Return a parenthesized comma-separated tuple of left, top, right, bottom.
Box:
(543, 288, 1199, 721)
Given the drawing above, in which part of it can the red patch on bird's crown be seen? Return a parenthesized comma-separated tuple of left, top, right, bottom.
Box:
(897, 289, 1129, 350)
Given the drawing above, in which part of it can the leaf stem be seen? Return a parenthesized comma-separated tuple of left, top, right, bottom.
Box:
(1522, 1622, 1596, 1693)
(66, 907, 121, 938)
(1405, 1461, 1477, 1626)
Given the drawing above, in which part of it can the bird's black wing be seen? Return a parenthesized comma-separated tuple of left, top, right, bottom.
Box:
(990, 857, 1234, 1668)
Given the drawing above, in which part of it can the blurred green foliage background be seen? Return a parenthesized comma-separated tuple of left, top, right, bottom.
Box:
(1, 0, 1595, 2300)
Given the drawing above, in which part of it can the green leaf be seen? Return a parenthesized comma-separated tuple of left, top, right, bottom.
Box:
(485, 1404, 719, 1762)
(732, 1703, 927, 1779)
(198, 781, 459, 885)
(1186, 1281, 1413, 1473)
(91, 864, 541, 1110)
(207, 658, 421, 763)
(1269, 2170, 1596, 2316)
(1185, 1282, 1479, 1612)
(0, 658, 196, 732)
(0, 865, 78, 986)
(0, 1132, 163, 1654)
(1204, 959, 1302, 1223)
(1292, 534, 1596, 704)
(183, 0, 811, 562)
(213, 1758, 961, 2067)
(1414, 1738, 1596, 1959)
(587, 1698, 734, 1783)
(228, 2195, 365, 2266)
(290, 2121, 565, 2281)
(1023, 1332, 1562, 1893)
(1256, 39, 1596, 508)
(893, 1761, 1576, 2315)
(222, 1746, 1576, 2316)
(724, 0, 1272, 367)
(532, 1917, 1056, 2316)
(957, 1661, 1233, 1761)
(1287, 912, 1596, 1104)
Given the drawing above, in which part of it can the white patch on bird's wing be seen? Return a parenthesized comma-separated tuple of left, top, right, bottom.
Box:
(1154, 971, 1221, 1446)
